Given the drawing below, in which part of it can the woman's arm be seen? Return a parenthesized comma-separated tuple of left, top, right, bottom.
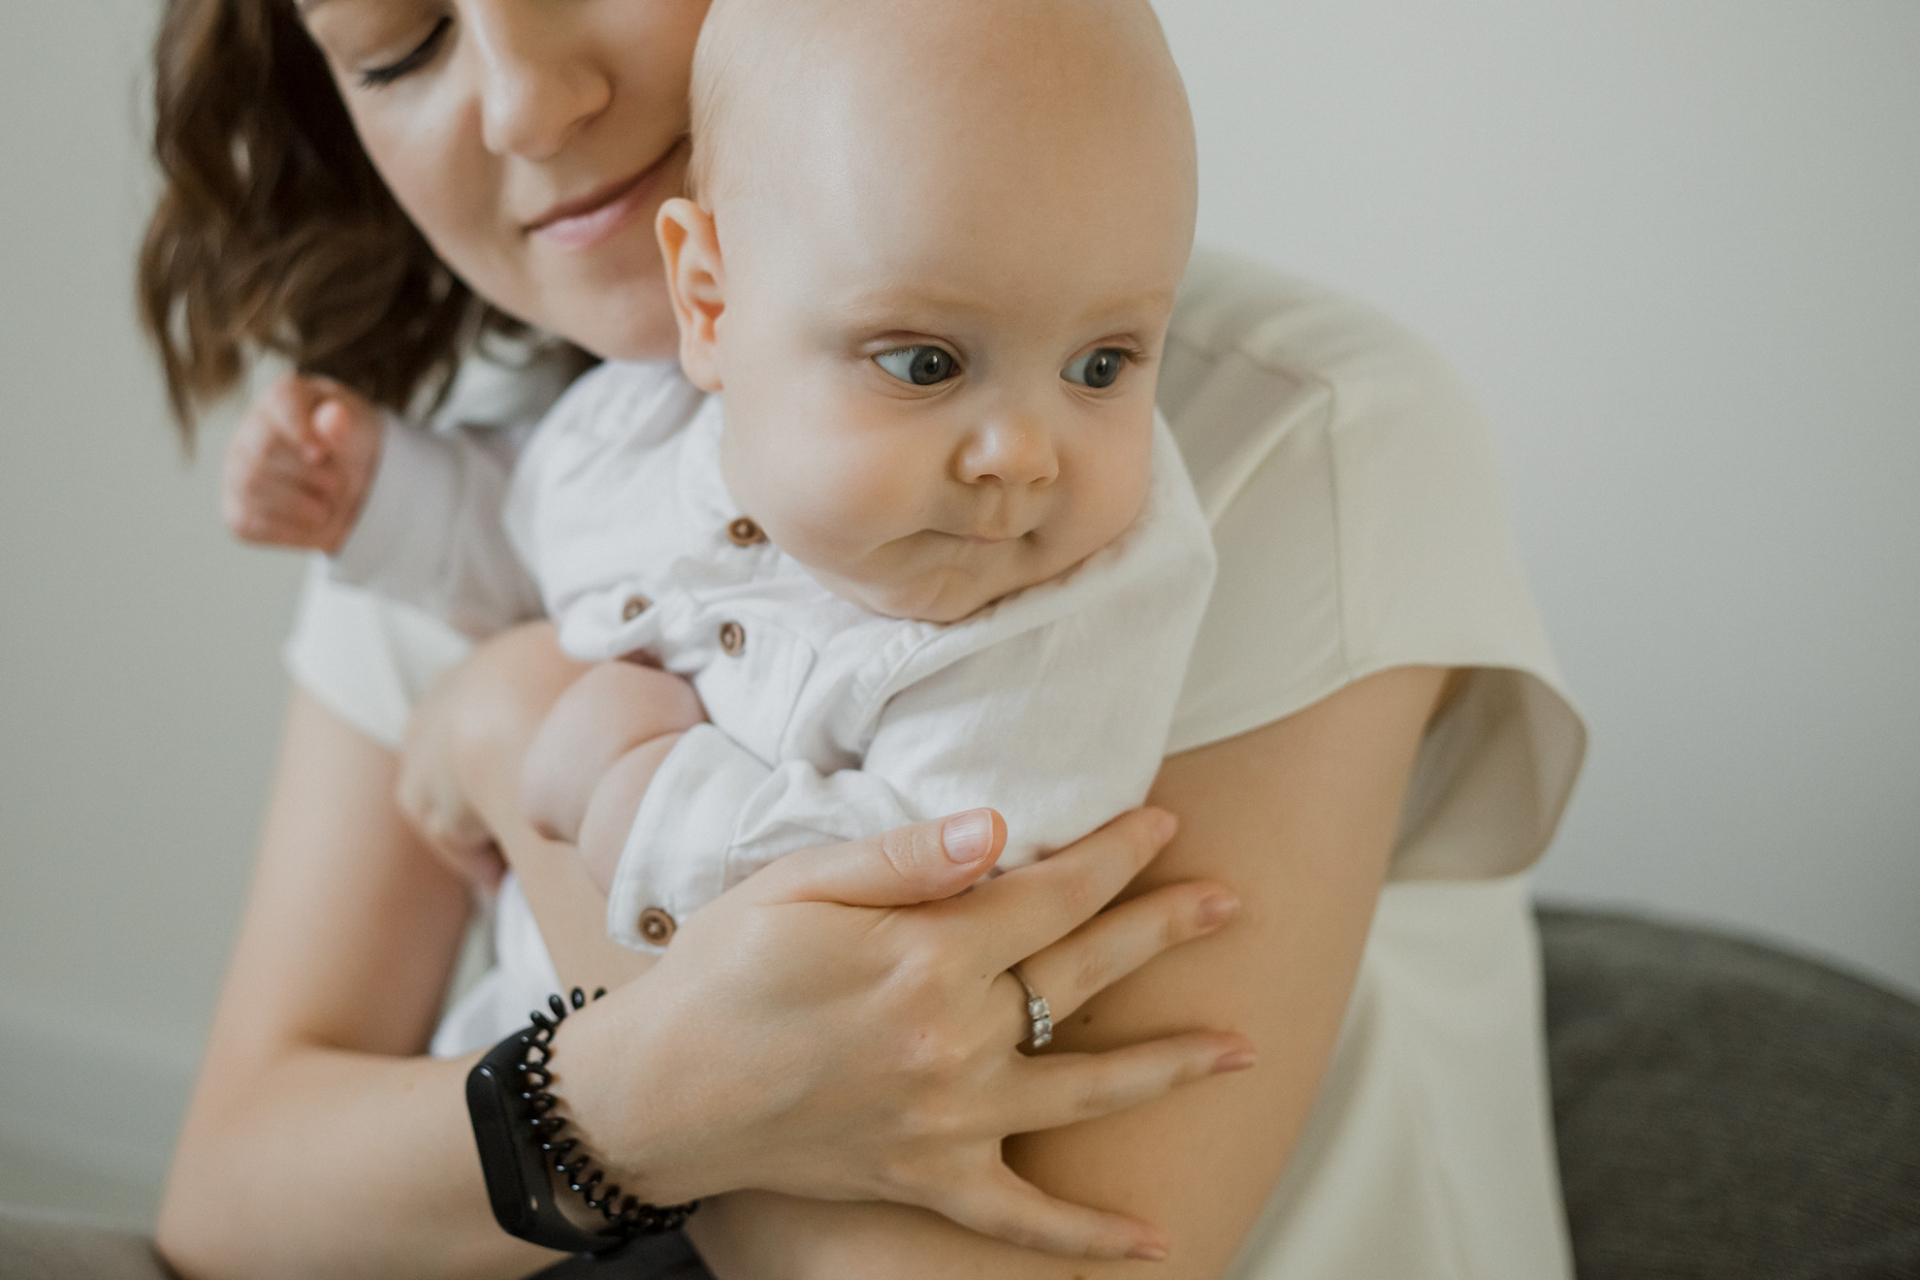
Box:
(396, 623, 644, 989)
(415, 623, 1259, 1257)
(156, 692, 564, 1280)
(161, 652, 1254, 1277)
(686, 665, 1452, 1280)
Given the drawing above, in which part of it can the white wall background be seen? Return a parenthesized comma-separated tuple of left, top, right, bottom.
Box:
(1155, 0, 1920, 996)
(2, 0, 1915, 1228)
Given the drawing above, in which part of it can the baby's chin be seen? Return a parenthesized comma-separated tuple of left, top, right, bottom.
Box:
(814, 539, 1081, 625)
(830, 573, 1004, 626)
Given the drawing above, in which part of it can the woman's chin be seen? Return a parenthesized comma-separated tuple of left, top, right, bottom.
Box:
(513, 238, 682, 362)
(551, 288, 682, 363)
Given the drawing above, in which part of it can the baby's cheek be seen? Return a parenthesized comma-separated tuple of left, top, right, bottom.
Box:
(742, 451, 879, 571)
(815, 435, 931, 537)
(1069, 432, 1153, 546)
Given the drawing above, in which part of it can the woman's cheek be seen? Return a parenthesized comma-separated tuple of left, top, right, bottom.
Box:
(358, 106, 503, 296)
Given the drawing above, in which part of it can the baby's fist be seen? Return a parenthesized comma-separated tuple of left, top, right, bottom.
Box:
(222, 374, 385, 554)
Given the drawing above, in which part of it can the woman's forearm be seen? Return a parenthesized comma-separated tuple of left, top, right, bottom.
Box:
(156, 693, 558, 1280)
(689, 667, 1449, 1280)
(420, 623, 1282, 1261)
(434, 624, 655, 993)
(160, 1046, 557, 1280)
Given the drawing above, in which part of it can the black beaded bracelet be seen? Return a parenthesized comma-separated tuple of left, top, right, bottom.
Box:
(467, 988, 699, 1256)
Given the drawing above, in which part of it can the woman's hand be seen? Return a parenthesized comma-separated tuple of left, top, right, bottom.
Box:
(554, 806, 1251, 1262)
(396, 624, 590, 894)
(424, 622, 1252, 1259)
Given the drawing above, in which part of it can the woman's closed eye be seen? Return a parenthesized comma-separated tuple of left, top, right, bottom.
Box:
(875, 345, 960, 387)
(1062, 347, 1131, 390)
(357, 16, 453, 89)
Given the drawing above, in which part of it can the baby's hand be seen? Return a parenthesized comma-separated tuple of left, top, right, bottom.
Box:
(221, 373, 384, 554)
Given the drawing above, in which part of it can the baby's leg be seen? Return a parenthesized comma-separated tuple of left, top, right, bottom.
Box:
(520, 661, 706, 874)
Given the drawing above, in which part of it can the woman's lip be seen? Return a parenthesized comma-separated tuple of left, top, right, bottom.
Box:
(526, 141, 683, 251)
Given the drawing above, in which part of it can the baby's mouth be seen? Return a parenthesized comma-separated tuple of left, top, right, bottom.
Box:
(949, 524, 1034, 545)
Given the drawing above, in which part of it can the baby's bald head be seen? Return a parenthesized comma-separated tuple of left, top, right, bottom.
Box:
(657, 0, 1198, 625)
(686, 0, 1196, 245)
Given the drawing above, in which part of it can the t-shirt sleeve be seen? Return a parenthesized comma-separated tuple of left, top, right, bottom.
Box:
(283, 558, 475, 750)
(328, 421, 543, 640)
(281, 345, 590, 745)
(1161, 253, 1586, 880)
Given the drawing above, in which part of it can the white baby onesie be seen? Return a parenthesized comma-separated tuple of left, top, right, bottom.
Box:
(505, 360, 1217, 951)
(330, 357, 1216, 955)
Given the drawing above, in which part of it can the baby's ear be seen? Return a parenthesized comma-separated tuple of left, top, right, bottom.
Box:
(655, 198, 727, 392)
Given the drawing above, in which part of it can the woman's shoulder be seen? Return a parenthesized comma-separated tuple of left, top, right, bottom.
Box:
(1165, 251, 1443, 392)
(1163, 252, 1585, 879)
(1160, 251, 1521, 662)
(1161, 251, 1485, 517)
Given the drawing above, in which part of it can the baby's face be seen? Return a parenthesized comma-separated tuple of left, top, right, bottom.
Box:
(713, 184, 1183, 623)
(667, 0, 1195, 623)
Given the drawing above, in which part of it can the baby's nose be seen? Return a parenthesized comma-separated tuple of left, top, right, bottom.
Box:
(960, 418, 1059, 487)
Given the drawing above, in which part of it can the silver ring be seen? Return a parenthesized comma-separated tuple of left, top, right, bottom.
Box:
(1010, 966, 1053, 1050)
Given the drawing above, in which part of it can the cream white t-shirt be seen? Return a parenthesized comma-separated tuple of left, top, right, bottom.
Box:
(284, 250, 1585, 1280)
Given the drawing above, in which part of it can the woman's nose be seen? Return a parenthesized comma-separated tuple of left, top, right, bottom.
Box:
(466, 0, 611, 160)
(959, 417, 1060, 488)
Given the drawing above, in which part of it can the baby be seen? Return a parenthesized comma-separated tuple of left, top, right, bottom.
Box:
(232, 0, 1212, 956)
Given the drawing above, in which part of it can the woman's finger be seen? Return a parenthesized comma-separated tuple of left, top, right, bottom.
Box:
(996, 1033, 1256, 1137)
(931, 1162, 1169, 1261)
(439, 836, 506, 894)
(1016, 879, 1239, 1023)
(750, 809, 1006, 908)
(958, 807, 1177, 973)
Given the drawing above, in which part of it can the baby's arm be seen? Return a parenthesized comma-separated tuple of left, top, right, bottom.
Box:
(224, 372, 541, 636)
(520, 661, 708, 893)
(608, 527, 1216, 950)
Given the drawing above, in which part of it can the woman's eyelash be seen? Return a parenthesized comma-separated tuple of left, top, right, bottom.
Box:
(358, 17, 452, 89)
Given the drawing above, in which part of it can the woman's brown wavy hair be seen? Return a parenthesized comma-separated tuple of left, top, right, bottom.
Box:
(139, 0, 521, 443)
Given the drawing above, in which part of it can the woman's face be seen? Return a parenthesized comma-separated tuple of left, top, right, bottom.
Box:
(298, 0, 712, 360)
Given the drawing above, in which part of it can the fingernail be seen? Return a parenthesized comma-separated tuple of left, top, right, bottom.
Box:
(1215, 1049, 1256, 1073)
(1145, 808, 1177, 845)
(941, 809, 995, 863)
(1128, 1242, 1169, 1262)
(1196, 891, 1239, 929)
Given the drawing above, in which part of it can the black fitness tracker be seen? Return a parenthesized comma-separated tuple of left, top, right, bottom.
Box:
(466, 990, 698, 1256)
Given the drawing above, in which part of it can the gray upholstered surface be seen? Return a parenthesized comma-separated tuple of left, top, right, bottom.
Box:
(6, 910, 1919, 1279)
(530, 1230, 713, 1279)
(1541, 909, 1920, 1279)
(0, 1207, 176, 1280)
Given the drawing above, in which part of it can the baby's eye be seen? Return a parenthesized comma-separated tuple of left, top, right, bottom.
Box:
(874, 346, 959, 386)
(1063, 348, 1128, 389)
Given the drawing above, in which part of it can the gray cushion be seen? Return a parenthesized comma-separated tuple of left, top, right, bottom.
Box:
(0, 1207, 175, 1280)
(1541, 908, 1920, 1279)
(529, 1230, 713, 1279)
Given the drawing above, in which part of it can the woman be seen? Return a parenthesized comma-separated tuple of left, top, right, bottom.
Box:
(141, 1, 1586, 1278)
